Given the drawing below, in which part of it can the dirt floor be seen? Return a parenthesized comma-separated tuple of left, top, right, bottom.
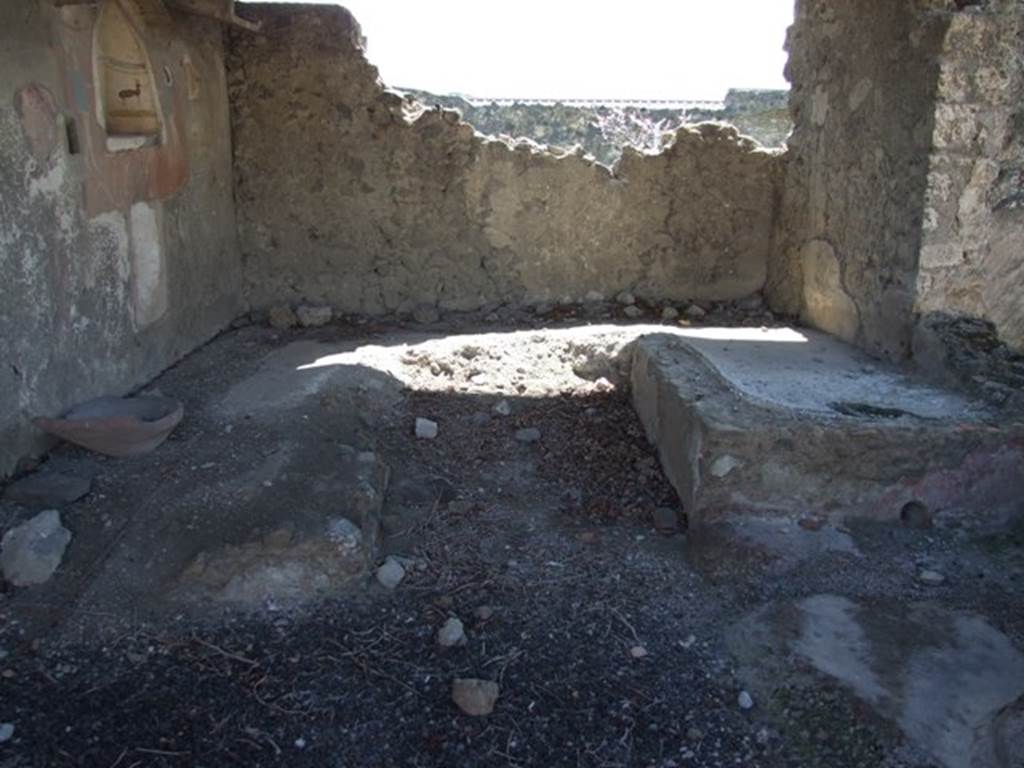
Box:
(1, 305, 1023, 768)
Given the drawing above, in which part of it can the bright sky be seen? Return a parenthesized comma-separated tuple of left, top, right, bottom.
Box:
(240, 1, 794, 101)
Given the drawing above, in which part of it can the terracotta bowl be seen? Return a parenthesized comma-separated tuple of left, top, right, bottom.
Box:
(33, 396, 184, 457)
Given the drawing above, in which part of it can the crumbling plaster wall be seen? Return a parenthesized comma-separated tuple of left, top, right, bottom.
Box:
(773, 0, 1024, 358)
(0, 1, 242, 478)
(915, 1, 1024, 351)
(228, 5, 783, 316)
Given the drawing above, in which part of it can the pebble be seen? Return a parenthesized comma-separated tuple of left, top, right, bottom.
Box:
(686, 726, 703, 742)
(474, 605, 494, 621)
(661, 307, 680, 321)
(679, 634, 697, 649)
(515, 428, 542, 443)
(630, 645, 649, 659)
(452, 678, 500, 716)
(623, 305, 643, 319)
(437, 617, 467, 648)
(616, 291, 636, 306)
(0, 724, 13, 743)
(494, 400, 512, 416)
(919, 569, 946, 586)
(738, 690, 755, 710)
(684, 303, 707, 320)
(376, 557, 406, 589)
(415, 418, 439, 440)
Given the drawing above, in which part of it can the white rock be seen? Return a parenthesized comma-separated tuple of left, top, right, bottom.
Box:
(326, 517, 362, 552)
(415, 418, 439, 440)
(437, 617, 466, 648)
(709, 455, 742, 479)
(0, 723, 13, 743)
(738, 690, 754, 710)
(630, 645, 649, 659)
(296, 305, 332, 327)
(494, 400, 512, 416)
(919, 569, 946, 586)
(452, 678, 500, 716)
(376, 557, 406, 589)
(1, 510, 71, 586)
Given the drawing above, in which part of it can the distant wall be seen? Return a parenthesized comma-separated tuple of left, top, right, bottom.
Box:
(0, 0, 242, 477)
(228, 5, 783, 317)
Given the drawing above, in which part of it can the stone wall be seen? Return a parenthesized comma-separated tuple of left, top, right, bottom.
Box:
(228, 5, 783, 317)
(774, 0, 1024, 359)
(770, 0, 951, 360)
(915, 1, 1024, 352)
(0, 1, 242, 477)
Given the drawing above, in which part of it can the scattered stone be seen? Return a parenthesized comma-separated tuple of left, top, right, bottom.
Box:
(3, 471, 92, 508)
(376, 557, 406, 589)
(686, 726, 704, 742)
(918, 569, 946, 586)
(616, 291, 636, 306)
(515, 427, 542, 443)
(623, 305, 643, 319)
(756, 727, 771, 746)
(268, 305, 298, 330)
(709, 455, 742, 478)
(0, 724, 13, 743)
(684, 303, 707, 320)
(437, 617, 466, 648)
(738, 690, 755, 710)
(452, 678, 500, 716)
(474, 605, 494, 621)
(494, 400, 512, 416)
(592, 377, 615, 393)
(798, 515, 825, 532)
(584, 290, 604, 302)
(900, 500, 932, 529)
(415, 418, 439, 440)
(296, 305, 332, 327)
(0, 510, 72, 586)
(630, 645, 649, 659)
(680, 634, 697, 649)
(661, 306, 680, 321)
(412, 304, 440, 324)
(652, 507, 679, 534)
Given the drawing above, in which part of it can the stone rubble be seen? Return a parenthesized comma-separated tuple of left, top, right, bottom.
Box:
(376, 556, 406, 589)
(436, 617, 466, 648)
(451, 678, 500, 716)
(0, 510, 72, 586)
(415, 418, 439, 440)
